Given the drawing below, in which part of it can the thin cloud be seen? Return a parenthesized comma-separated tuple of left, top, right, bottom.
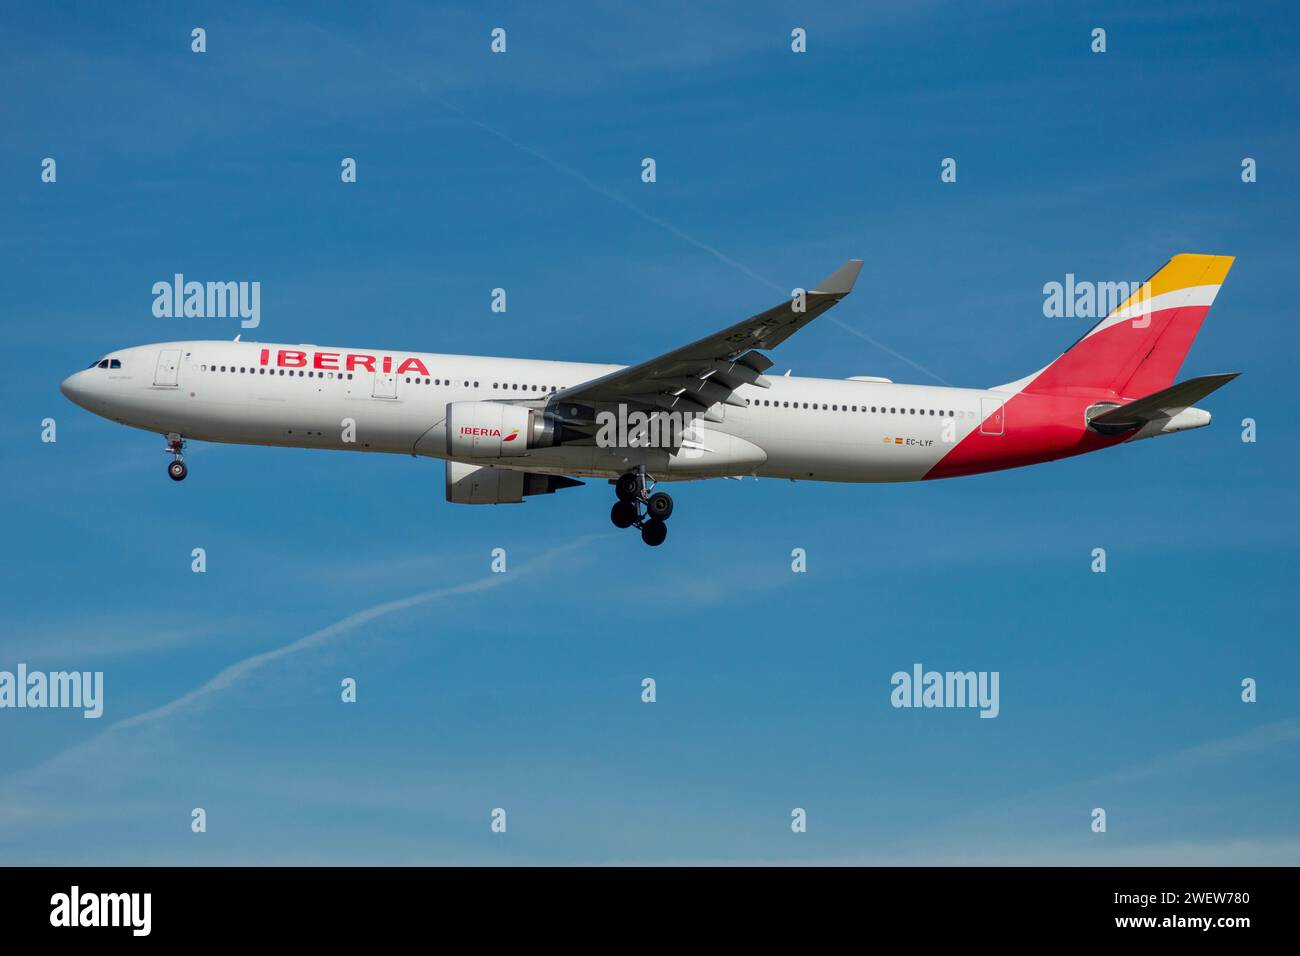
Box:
(0, 535, 606, 790)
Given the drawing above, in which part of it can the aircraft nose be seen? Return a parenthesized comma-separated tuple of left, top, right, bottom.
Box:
(60, 370, 91, 407)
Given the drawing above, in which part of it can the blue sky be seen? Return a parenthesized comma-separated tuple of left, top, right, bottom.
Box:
(1, 0, 1297, 863)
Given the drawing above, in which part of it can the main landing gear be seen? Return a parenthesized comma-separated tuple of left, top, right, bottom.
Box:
(165, 433, 188, 482)
(610, 467, 673, 547)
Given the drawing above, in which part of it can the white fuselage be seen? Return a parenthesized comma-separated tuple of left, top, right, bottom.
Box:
(61, 340, 1005, 483)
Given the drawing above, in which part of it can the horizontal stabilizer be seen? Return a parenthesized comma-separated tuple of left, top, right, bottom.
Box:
(1088, 373, 1240, 430)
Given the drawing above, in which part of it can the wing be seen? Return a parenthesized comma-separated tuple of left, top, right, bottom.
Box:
(552, 259, 864, 422)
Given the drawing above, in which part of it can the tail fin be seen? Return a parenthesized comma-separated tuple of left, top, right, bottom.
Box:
(1019, 254, 1234, 398)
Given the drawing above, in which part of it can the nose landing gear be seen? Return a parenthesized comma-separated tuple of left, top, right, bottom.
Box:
(610, 467, 672, 546)
(165, 434, 188, 481)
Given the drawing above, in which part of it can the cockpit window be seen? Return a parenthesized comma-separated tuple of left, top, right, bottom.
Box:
(109, 359, 121, 369)
(97, 360, 109, 369)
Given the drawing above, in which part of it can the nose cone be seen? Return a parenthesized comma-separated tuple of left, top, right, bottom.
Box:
(60, 370, 92, 409)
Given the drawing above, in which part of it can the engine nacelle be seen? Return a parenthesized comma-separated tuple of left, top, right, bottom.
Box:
(445, 461, 583, 505)
(445, 401, 585, 459)
(446, 402, 532, 458)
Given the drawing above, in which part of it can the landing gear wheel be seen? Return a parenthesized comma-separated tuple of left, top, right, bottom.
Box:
(610, 500, 638, 529)
(168, 460, 188, 482)
(615, 473, 641, 502)
(640, 518, 667, 547)
(647, 492, 673, 521)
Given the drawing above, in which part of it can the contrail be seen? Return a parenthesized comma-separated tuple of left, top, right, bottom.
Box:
(1, 536, 604, 786)
(823, 316, 953, 386)
(427, 92, 782, 293)
(306, 22, 955, 386)
(415, 86, 953, 386)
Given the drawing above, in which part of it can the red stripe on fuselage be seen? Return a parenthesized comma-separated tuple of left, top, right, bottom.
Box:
(924, 390, 1126, 479)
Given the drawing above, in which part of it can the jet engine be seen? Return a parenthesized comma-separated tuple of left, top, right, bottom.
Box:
(445, 401, 584, 459)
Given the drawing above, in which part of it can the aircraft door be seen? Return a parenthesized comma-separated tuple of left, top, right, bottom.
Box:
(372, 370, 398, 399)
(979, 396, 1005, 435)
(154, 349, 181, 387)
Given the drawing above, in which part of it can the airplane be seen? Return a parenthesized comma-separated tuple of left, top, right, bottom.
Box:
(60, 253, 1238, 547)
